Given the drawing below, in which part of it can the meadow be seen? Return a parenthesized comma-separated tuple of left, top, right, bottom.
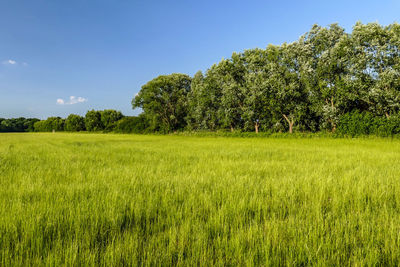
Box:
(1, 133, 400, 266)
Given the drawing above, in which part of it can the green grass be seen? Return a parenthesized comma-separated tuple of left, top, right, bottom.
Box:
(2, 133, 400, 266)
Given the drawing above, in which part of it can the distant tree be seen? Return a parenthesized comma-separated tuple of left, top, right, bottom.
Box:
(132, 73, 191, 132)
(298, 24, 353, 131)
(100, 110, 123, 130)
(49, 117, 65, 131)
(217, 55, 247, 132)
(267, 43, 309, 133)
(23, 118, 40, 132)
(350, 22, 400, 118)
(8, 118, 24, 132)
(130, 21, 400, 135)
(85, 110, 103, 131)
(241, 48, 272, 133)
(114, 114, 149, 133)
(65, 114, 86, 131)
(33, 121, 47, 132)
(0, 118, 14, 132)
(187, 68, 223, 131)
(34, 117, 64, 132)
(187, 71, 205, 130)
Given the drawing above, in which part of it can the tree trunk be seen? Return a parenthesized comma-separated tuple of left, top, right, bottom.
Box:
(255, 122, 259, 133)
(326, 97, 337, 133)
(289, 122, 293, 133)
(230, 125, 234, 132)
(283, 114, 294, 134)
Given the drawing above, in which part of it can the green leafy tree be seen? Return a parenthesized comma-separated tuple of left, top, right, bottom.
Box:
(242, 48, 272, 133)
(114, 114, 149, 133)
(34, 117, 64, 132)
(187, 69, 222, 130)
(0, 117, 39, 132)
(132, 73, 191, 132)
(133, 22, 400, 135)
(350, 22, 400, 118)
(24, 118, 40, 132)
(187, 70, 205, 130)
(100, 110, 123, 130)
(65, 114, 86, 131)
(268, 43, 308, 133)
(216, 54, 247, 132)
(298, 24, 352, 131)
(85, 110, 104, 131)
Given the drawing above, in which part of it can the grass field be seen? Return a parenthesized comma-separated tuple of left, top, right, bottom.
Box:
(2, 133, 400, 265)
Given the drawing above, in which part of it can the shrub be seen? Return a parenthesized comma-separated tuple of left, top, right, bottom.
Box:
(101, 110, 123, 131)
(65, 114, 86, 131)
(0, 118, 39, 132)
(338, 111, 400, 137)
(85, 110, 104, 131)
(114, 115, 149, 133)
(34, 117, 65, 132)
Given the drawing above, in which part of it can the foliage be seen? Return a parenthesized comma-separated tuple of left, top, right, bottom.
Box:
(101, 110, 124, 131)
(114, 115, 149, 133)
(133, 22, 400, 135)
(65, 114, 86, 132)
(132, 73, 191, 132)
(0, 117, 39, 132)
(34, 117, 65, 132)
(3, 109, 133, 133)
(85, 110, 104, 131)
(187, 68, 222, 130)
(4, 22, 400, 136)
(337, 111, 400, 137)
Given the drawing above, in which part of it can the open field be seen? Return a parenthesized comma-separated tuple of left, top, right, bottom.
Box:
(2, 133, 400, 265)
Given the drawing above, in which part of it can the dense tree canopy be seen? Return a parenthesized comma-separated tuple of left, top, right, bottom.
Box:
(132, 73, 191, 132)
(133, 22, 400, 134)
(2, 22, 400, 136)
(27, 109, 128, 133)
(65, 114, 86, 131)
(100, 110, 123, 130)
(85, 110, 103, 131)
(114, 115, 148, 134)
(34, 117, 64, 132)
(0, 118, 39, 132)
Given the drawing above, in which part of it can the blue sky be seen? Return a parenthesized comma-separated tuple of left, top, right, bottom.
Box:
(1, 0, 399, 119)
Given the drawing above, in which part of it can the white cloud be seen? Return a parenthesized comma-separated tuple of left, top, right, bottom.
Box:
(56, 96, 88, 105)
(69, 96, 87, 104)
(2, 59, 17, 65)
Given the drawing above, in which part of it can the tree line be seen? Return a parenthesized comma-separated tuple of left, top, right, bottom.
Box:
(3, 22, 400, 136)
(133, 22, 400, 136)
(0, 118, 39, 132)
(1, 110, 146, 133)
(2, 111, 149, 133)
(32, 110, 148, 133)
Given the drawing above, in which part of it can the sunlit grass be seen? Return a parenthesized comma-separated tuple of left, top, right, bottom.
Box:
(1, 133, 400, 265)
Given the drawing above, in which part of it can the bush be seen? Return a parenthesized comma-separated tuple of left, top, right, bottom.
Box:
(65, 114, 86, 131)
(85, 110, 104, 131)
(338, 111, 400, 137)
(0, 118, 39, 132)
(114, 115, 149, 133)
(101, 110, 123, 131)
(34, 117, 65, 132)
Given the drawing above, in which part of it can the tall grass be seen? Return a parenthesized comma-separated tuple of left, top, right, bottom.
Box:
(1, 133, 400, 265)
